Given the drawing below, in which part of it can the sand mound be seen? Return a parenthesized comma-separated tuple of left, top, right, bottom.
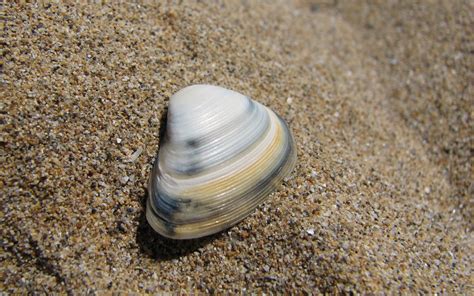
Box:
(2, 1, 472, 293)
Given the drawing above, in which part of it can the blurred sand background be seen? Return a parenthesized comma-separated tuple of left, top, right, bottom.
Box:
(2, 0, 473, 293)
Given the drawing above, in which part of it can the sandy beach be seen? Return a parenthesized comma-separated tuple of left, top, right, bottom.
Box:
(2, 1, 473, 293)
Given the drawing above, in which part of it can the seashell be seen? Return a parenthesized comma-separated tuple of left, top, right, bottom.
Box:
(147, 84, 296, 239)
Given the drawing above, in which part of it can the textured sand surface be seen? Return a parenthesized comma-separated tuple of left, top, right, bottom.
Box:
(2, 1, 473, 293)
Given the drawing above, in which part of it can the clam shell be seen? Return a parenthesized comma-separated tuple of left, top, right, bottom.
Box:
(147, 84, 296, 239)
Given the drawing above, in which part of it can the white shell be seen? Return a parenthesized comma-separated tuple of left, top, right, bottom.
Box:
(147, 85, 296, 239)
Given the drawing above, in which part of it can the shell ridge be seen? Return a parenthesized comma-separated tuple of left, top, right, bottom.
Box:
(146, 85, 297, 239)
(151, 115, 295, 225)
(168, 98, 262, 175)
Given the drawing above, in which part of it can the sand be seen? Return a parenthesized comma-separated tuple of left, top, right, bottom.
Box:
(2, 1, 473, 294)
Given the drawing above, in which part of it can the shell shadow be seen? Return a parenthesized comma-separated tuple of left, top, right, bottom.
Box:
(135, 106, 223, 261)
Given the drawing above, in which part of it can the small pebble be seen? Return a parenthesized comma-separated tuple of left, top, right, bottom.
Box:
(120, 176, 129, 184)
(125, 147, 143, 163)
